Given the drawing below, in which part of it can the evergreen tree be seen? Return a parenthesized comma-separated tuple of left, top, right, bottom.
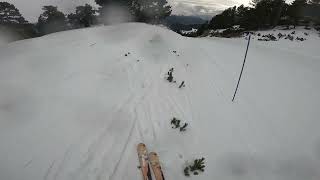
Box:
(0, 2, 37, 40)
(209, 6, 236, 29)
(196, 21, 208, 36)
(236, 5, 255, 29)
(204, 0, 319, 33)
(252, 0, 273, 28)
(249, 0, 286, 28)
(132, 0, 172, 24)
(37, 6, 67, 35)
(305, 2, 320, 24)
(68, 4, 97, 28)
(236, 5, 250, 22)
(287, 0, 307, 27)
(0, 2, 27, 24)
(270, 0, 286, 27)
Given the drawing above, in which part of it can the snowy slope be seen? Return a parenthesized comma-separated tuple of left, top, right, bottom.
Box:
(0, 23, 320, 180)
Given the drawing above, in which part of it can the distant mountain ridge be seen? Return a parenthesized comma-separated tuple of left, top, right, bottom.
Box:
(165, 15, 206, 25)
(164, 15, 207, 33)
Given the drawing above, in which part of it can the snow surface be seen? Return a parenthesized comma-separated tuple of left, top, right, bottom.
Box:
(0, 23, 320, 180)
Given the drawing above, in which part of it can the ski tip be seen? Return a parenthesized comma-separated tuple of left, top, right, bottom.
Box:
(137, 143, 146, 147)
(137, 143, 147, 152)
(149, 152, 158, 156)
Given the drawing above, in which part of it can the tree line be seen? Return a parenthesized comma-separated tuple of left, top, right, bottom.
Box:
(0, 0, 172, 39)
(204, 0, 320, 32)
(2, 0, 319, 40)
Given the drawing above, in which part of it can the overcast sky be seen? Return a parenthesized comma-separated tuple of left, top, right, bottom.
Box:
(5, 0, 282, 22)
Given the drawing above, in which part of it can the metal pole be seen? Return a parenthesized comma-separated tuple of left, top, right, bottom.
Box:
(232, 35, 251, 102)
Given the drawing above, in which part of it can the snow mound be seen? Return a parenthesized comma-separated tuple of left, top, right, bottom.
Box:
(0, 23, 320, 180)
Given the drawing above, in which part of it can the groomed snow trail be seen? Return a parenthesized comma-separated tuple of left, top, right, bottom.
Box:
(0, 23, 320, 180)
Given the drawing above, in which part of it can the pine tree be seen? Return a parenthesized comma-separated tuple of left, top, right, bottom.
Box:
(252, 0, 273, 28)
(249, 0, 286, 28)
(0, 2, 37, 40)
(37, 6, 67, 35)
(209, 6, 236, 29)
(236, 5, 255, 29)
(287, 0, 307, 27)
(68, 4, 97, 28)
(196, 21, 208, 36)
(132, 0, 172, 24)
(270, 0, 286, 27)
(0, 2, 27, 24)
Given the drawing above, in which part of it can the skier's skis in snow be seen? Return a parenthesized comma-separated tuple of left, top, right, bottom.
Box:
(149, 152, 165, 180)
(137, 143, 152, 180)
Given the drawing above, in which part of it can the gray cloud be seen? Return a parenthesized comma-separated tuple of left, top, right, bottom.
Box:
(168, 0, 246, 18)
(170, 2, 222, 19)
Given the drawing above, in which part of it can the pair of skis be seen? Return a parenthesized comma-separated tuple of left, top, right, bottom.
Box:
(137, 143, 165, 180)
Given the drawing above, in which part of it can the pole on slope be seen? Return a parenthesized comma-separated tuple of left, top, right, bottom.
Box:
(232, 34, 251, 102)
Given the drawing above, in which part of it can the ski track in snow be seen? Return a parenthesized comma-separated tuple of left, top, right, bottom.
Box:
(0, 23, 320, 180)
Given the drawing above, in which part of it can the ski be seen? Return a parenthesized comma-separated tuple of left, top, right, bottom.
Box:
(149, 152, 165, 180)
(137, 143, 152, 180)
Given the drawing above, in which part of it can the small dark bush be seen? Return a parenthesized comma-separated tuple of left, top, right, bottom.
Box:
(184, 167, 190, 176)
(184, 158, 206, 176)
(171, 117, 188, 132)
(285, 34, 294, 41)
(171, 117, 181, 129)
(222, 28, 244, 38)
(278, 33, 285, 39)
(258, 34, 277, 41)
(166, 68, 174, 82)
(296, 37, 306, 41)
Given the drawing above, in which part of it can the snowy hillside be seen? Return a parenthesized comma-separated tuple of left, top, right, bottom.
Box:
(0, 23, 320, 180)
